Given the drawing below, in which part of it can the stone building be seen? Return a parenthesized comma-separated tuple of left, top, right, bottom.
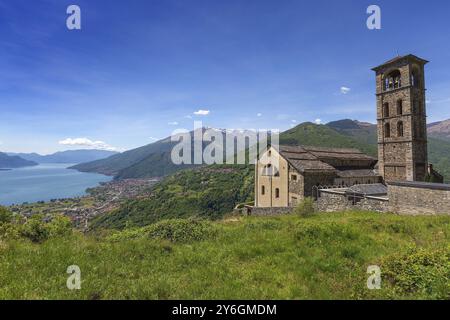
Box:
(372, 54, 441, 182)
(254, 145, 381, 208)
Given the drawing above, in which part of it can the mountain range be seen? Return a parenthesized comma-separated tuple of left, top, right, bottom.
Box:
(71, 119, 450, 183)
(0, 152, 37, 169)
(7, 149, 118, 165)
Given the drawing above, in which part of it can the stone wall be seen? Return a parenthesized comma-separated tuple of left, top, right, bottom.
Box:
(388, 181, 450, 215)
(314, 190, 389, 213)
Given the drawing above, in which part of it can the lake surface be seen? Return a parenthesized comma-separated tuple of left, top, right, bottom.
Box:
(0, 163, 112, 206)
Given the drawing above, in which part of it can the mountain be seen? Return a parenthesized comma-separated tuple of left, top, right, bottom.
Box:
(8, 150, 118, 164)
(280, 121, 377, 157)
(72, 120, 450, 183)
(0, 152, 37, 169)
(427, 119, 450, 141)
(71, 129, 257, 179)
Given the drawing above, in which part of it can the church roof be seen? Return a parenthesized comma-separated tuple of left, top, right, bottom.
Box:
(277, 145, 376, 174)
(372, 54, 429, 71)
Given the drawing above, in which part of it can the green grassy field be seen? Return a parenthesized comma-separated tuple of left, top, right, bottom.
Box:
(0, 211, 448, 300)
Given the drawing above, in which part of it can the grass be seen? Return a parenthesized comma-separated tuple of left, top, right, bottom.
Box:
(0, 211, 448, 300)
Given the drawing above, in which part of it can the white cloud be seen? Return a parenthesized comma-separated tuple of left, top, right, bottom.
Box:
(257, 113, 262, 117)
(168, 121, 179, 126)
(58, 138, 117, 151)
(291, 120, 297, 123)
(340, 86, 351, 94)
(314, 119, 322, 125)
(194, 109, 210, 116)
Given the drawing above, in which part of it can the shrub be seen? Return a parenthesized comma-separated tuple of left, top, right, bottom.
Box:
(107, 218, 217, 243)
(47, 215, 73, 237)
(294, 198, 315, 217)
(147, 219, 217, 243)
(382, 247, 449, 299)
(20, 215, 49, 243)
(0, 222, 20, 241)
(0, 206, 13, 223)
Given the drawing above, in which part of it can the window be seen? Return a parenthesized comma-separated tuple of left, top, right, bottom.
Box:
(275, 188, 280, 198)
(261, 185, 265, 195)
(397, 100, 403, 115)
(385, 123, 391, 138)
(397, 121, 404, 137)
(268, 150, 272, 157)
(383, 103, 390, 117)
(291, 174, 297, 181)
(385, 70, 401, 90)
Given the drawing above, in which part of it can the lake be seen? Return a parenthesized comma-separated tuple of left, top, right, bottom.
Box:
(0, 163, 112, 206)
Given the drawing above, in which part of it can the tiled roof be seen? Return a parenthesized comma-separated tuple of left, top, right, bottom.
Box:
(336, 169, 380, 178)
(277, 145, 375, 173)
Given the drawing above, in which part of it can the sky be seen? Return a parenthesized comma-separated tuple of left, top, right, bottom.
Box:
(1, 0, 450, 154)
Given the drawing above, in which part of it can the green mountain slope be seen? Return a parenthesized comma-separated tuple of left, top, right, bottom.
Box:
(281, 122, 377, 157)
(92, 165, 254, 229)
(70, 137, 177, 176)
(0, 152, 37, 169)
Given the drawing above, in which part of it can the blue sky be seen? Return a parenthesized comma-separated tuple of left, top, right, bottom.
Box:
(1, 0, 450, 154)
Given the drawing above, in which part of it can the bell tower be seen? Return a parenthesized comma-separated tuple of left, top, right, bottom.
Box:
(372, 55, 428, 182)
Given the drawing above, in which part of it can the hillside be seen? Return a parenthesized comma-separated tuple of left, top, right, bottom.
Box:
(0, 152, 37, 169)
(428, 119, 450, 141)
(1, 211, 448, 299)
(9, 150, 118, 164)
(92, 165, 254, 229)
(72, 129, 255, 179)
(281, 122, 377, 157)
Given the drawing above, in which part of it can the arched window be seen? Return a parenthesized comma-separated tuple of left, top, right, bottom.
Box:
(275, 188, 280, 198)
(385, 70, 401, 90)
(383, 103, 390, 117)
(397, 100, 403, 115)
(397, 121, 404, 137)
(385, 123, 391, 138)
(261, 185, 265, 195)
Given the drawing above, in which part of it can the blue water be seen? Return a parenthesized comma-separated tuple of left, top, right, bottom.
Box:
(0, 163, 112, 206)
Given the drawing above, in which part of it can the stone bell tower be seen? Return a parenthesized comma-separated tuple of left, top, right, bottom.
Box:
(372, 55, 428, 182)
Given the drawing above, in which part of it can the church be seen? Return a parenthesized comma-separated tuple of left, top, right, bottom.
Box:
(254, 54, 443, 208)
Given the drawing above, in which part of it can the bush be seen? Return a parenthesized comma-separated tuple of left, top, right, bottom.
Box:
(382, 247, 450, 299)
(20, 215, 49, 243)
(294, 198, 315, 217)
(47, 215, 73, 237)
(107, 218, 217, 243)
(0, 222, 20, 241)
(0, 206, 13, 224)
(147, 219, 217, 243)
